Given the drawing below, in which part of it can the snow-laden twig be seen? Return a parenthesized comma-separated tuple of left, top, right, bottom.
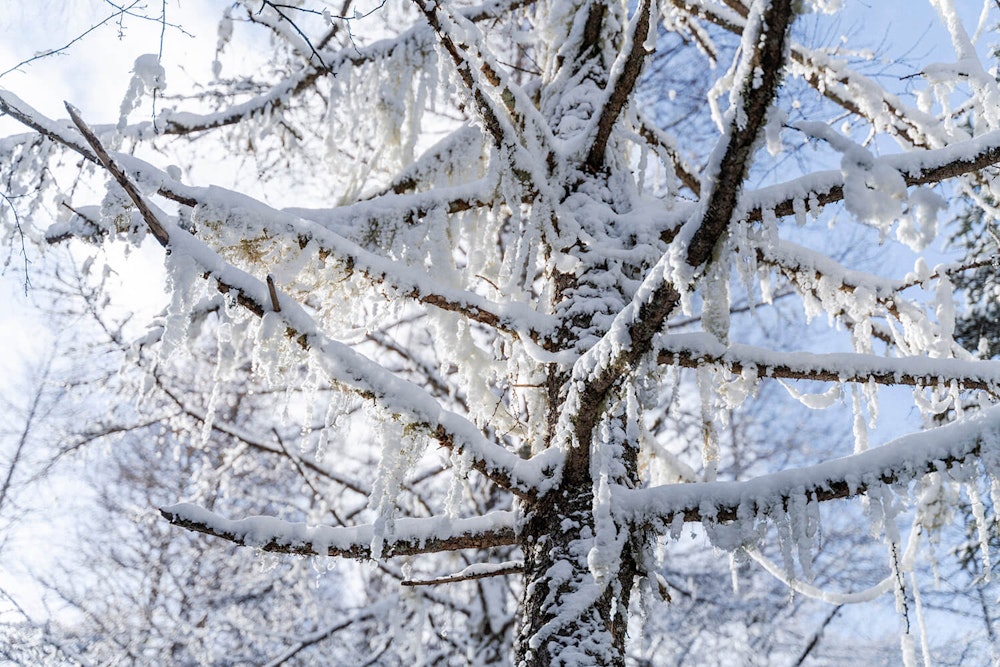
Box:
(400, 560, 523, 586)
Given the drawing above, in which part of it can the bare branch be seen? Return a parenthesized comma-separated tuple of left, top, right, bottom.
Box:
(0, 1, 145, 80)
(262, 602, 393, 667)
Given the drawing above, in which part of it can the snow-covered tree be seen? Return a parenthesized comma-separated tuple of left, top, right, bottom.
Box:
(4, 0, 1000, 664)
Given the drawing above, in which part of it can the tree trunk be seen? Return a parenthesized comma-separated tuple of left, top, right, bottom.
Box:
(517, 486, 639, 666)
(516, 390, 641, 666)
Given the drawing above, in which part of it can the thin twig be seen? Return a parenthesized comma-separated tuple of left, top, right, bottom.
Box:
(0, 1, 145, 80)
(401, 561, 524, 586)
(266, 273, 281, 312)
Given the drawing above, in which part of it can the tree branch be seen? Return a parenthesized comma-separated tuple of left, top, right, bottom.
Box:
(657, 332, 1000, 392)
(617, 405, 1000, 525)
(160, 503, 518, 558)
(400, 561, 524, 586)
(584, 0, 654, 172)
(685, 0, 794, 265)
(65, 104, 170, 247)
(413, 0, 556, 197)
(736, 128, 1000, 223)
(63, 104, 554, 498)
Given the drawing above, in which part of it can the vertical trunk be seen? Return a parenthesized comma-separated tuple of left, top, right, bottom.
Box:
(515, 2, 643, 662)
(516, 483, 639, 666)
(515, 406, 641, 666)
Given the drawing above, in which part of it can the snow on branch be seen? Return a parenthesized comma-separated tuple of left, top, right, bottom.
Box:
(670, 0, 944, 149)
(157, 0, 534, 135)
(3, 92, 553, 340)
(616, 405, 1000, 525)
(160, 503, 517, 558)
(657, 332, 1000, 392)
(143, 176, 555, 338)
(63, 105, 556, 498)
(559, 0, 796, 450)
(741, 129, 1000, 222)
(583, 0, 654, 172)
(755, 239, 901, 299)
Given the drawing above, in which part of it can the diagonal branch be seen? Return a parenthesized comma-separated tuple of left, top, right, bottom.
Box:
(684, 0, 794, 266)
(160, 503, 518, 558)
(0, 91, 198, 207)
(154, 379, 372, 497)
(262, 600, 394, 667)
(64, 103, 554, 498)
(414, 0, 521, 151)
(160, 178, 554, 339)
(64, 104, 170, 247)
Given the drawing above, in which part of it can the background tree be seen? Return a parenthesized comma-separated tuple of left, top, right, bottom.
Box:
(4, 0, 1000, 665)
